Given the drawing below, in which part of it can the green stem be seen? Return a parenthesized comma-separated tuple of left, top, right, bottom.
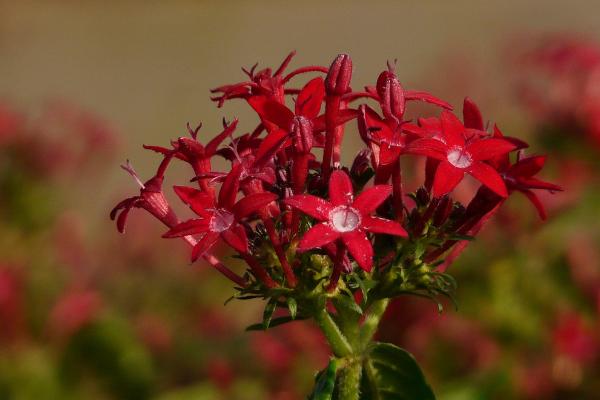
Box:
(314, 308, 353, 358)
(359, 298, 390, 350)
(336, 357, 362, 400)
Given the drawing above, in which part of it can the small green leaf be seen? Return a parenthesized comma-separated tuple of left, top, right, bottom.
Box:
(308, 359, 337, 400)
(352, 273, 369, 303)
(245, 316, 307, 331)
(262, 299, 277, 329)
(287, 298, 298, 320)
(333, 294, 363, 316)
(361, 342, 436, 400)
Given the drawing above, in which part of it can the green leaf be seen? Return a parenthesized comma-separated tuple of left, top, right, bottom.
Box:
(245, 316, 307, 331)
(308, 359, 337, 400)
(287, 298, 298, 320)
(262, 299, 277, 329)
(361, 342, 435, 400)
(333, 294, 363, 316)
(351, 273, 369, 303)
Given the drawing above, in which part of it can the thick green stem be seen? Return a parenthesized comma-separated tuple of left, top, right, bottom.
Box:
(336, 357, 362, 400)
(312, 298, 390, 399)
(314, 308, 353, 358)
(359, 298, 390, 350)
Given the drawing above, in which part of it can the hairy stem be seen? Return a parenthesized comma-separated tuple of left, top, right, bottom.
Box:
(336, 357, 362, 400)
(314, 308, 353, 358)
(359, 298, 390, 350)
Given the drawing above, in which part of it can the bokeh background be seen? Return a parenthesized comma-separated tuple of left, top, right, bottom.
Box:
(1, 1, 600, 399)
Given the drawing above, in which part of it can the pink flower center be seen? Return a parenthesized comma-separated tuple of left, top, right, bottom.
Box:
(329, 205, 361, 233)
(209, 209, 234, 233)
(446, 147, 472, 169)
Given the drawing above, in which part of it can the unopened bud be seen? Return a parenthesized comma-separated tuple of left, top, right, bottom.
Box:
(325, 54, 352, 95)
(291, 116, 313, 153)
(376, 70, 405, 123)
(350, 149, 371, 179)
(415, 187, 430, 207)
(433, 196, 453, 226)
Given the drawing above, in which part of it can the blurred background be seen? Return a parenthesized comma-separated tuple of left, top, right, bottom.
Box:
(1, 1, 600, 399)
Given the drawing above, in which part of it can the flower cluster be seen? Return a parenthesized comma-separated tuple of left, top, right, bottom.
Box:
(112, 52, 559, 319)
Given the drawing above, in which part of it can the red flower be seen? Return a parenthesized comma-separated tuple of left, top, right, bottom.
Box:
(163, 165, 277, 261)
(110, 157, 180, 234)
(211, 51, 328, 106)
(407, 111, 517, 197)
(143, 119, 237, 196)
(488, 126, 562, 219)
(284, 170, 407, 272)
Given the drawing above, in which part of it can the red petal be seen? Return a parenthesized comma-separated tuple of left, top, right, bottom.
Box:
(329, 170, 354, 205)
(116, 206, 132, 233)
(508, 155, 546, 177)
(173, 186, 214, 217)
(521, 189, 547, 220)
(312, 109, 359, 133)
(191, 232, 220, 262)
(342, 230, 373, 272)
(466, 138, 516, 161)
(517, 177, 563, 191)
(468, 162, 508, 197)
(296, 77, 325, 119)
(110, 196, 137, 221)
(284, 195, 333, 220)
(163, 218, 209, 238)
(220, 224, 248, 253)
(362, 216, 407, 237)
(205, 119, 239, 155)
(255, 129, 289, 167)
(218, 164, 242, 209)
(405, 138, 447, 160)
(143, 144, 173, 155)
(248, 96, 294, 130)
(297, 223, 340, 251)
(433, 161, 465, 197)
(418, 117, 442, 131)
(405, 90, 453, 110)
(233, 192, 278, 219)
(352, 185, 392, 214)
(462, 97, 484, 130)
(440, 111, 465, 147)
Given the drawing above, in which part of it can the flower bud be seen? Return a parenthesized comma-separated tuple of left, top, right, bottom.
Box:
(376, 70, 405, 124)
(433, 195, 453, 227)
(415, 187, 430, 207)
(291, 116, 313, 153)
(325, 54, 352, 95)
(350, 149, 371, 178)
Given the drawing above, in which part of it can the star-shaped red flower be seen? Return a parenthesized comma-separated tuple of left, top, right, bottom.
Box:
(163, 165, 277, 261)
(284, 170, 407, 272)
(407, 110, 517, 197)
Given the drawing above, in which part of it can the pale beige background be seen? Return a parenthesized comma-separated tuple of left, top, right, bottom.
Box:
(1, 0, 598, 209)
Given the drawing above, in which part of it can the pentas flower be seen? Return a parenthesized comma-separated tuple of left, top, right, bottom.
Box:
(284, 170, 407, 274)
(110, 157, 180, 235)
(488, 126, 562, 220)
(407, 110, 517, 197)
(211, 51, 328, 106)
(163, 165, 277, 261)
(144, 119, 237, 196)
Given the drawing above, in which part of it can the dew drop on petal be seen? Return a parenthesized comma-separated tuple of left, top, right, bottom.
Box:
(329, 206, 361, 232)
(209, 209, 234, 232)
(447, 147, 472, 169)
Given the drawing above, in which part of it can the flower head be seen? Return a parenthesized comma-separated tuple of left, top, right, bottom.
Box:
(285, 170, 407, 272)
(408, 110, 517, 197)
